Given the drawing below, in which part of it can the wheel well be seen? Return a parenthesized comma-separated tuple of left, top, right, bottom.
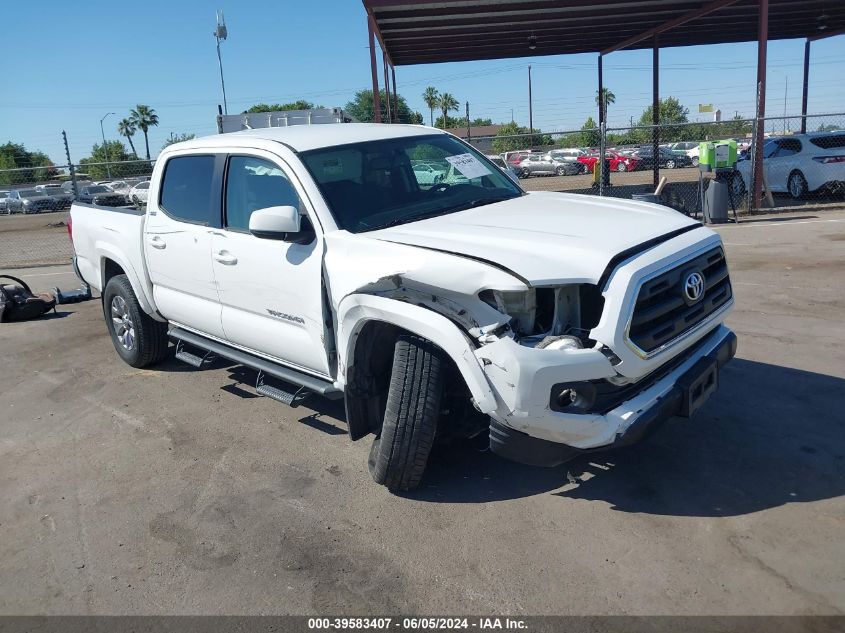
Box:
(102, 258, 125, 288)
(789, 169, 806, 181)
(344, 320, 480, 442)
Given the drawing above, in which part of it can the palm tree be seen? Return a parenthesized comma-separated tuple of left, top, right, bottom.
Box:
(117, 118, 138, 157)
(422, 86, 439, 127)
(129, 104, 159, 160)
(595, 88, 616, 122)
(438, 92, 459, 129)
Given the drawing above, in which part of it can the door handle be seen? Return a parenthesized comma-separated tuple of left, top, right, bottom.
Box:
(148, 235, 166, 249)
(213, 250, 238, 265)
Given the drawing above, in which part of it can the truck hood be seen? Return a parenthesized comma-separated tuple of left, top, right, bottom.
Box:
(368, 191, 700, 285)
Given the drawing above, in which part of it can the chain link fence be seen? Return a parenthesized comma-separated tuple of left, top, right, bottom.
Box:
(1, 160, 154, 269)
(465, 112, 845, 218)
(2, 114, 843, 270)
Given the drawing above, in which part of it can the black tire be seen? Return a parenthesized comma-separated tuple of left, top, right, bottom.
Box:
(555, 166, 566, 176)
(691, 156, 700, 167)
(616, 162, 627, 172)
(368, 334, 444, 492)
(103, 274, 169, 368)
(666, 159, 676, 169)
(788, 171, 808, 199)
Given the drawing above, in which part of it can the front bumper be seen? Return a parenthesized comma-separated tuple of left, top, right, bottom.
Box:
(487, 326, 736, 467)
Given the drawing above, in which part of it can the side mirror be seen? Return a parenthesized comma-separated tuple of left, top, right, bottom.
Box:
(249, 205, 300, 240)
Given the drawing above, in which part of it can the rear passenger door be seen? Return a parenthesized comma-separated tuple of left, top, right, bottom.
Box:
(768, 138, 802, 191)
(144, 153, 225, 338)
(209, 152, 330, 377)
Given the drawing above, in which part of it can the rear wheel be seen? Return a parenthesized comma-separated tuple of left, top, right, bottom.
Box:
(369, 334, 444, 492)
(666, 159, 676, 169)
(555, 166, 566, 176)
(103, 274, 169, 368)
(691, 156, 700, 167)
(788, 171, 808, 199)
(616, 162, 627, 172)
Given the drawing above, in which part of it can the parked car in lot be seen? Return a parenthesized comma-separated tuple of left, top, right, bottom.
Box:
(70, 124, 735, 492)
(636, 146, 693, 169)
(76, 185, 127, 207)
(485, 155, 520, 183)
(604, 151, 643, 173)
(411, 163, 444, 186)
(668, 142, 698, 157)
(0, 190, 9, 214)
(6, 188, 54, 213)
(129, 181, 150, 207)
(733, 132, 845, 199)
(548, 149, 589, 173)
(517, 154, 581, 177)
(503, 150, 531, 167)
(36, 184, 73, 210)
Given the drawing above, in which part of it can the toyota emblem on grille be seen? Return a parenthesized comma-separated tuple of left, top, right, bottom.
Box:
(684, 271, 705, 303)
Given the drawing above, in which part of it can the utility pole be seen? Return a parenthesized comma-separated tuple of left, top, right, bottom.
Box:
(214, 11, 229, 115)
(466, 101, 471, 141)
(528, 65, 533, 145)
(783, 76, 788, 133)
(63, 131, 78, 198)
(100, 112, 115, 179)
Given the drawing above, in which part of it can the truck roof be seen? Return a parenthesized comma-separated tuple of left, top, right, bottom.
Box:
(172, 123, 442, 153)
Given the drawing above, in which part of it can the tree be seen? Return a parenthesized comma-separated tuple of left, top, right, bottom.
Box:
(438, 93, 459, 129)
(78, 141, 150, 180)
(580, 116, 600, 147)
(470, 117, 493, 127)
(117, 118, 138, 157)
(129, 104, 159, 160)
(492, 122, 534, 153)
(422, 86, 439, 127)
(434, 114, 465, 129)
(0, 142, 57, 185)
(243, 101, 319, 113)
(635, 97, 690, 142)
(596, 88, 616, 122)
(344, 89, 416, 123)
(161, 133, 196, 150)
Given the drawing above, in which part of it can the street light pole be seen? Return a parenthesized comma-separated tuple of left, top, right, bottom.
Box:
(100, 112, 115, 179)
(215, 10, 229, 115)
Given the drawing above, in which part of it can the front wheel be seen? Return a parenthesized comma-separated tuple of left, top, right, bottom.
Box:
(369, 334, 444, 492)
(691, 156, 700, 167)
(666, 160, 676, 169)
(103, 274, 169, 368)
(788, 171, 808, 199)
(616, 162, 627, 172)
(555, 166, 566, 176)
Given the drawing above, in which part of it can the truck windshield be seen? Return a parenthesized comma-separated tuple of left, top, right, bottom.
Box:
(301, 134, 522, 233)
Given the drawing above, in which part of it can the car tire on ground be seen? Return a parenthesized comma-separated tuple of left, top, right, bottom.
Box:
(555, 166, 566, 176)
(788, 171, 808, 199)
(666, 160, 676, 169)
(616, 163, 627, 172)
(368, 333, 444, 492)
(691, 156, 699, 167)
(103, 274, 169, 368)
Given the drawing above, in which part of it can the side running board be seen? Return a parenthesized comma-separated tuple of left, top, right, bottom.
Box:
(168, 327, 343, 401)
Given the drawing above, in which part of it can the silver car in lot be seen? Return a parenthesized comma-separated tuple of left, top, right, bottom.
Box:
(36, 184, 74, 210)
(6, 188, 54, 214)
(517, 153, 582, 178)
(0, 190, 9, 214)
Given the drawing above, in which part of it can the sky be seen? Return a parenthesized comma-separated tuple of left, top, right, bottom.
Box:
(1, 0, 843, 166)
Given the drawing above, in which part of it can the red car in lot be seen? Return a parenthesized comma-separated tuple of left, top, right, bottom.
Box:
(579, 152, 642, 173)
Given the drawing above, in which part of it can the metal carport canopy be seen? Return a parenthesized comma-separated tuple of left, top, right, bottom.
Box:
(364, 0, 844, 66)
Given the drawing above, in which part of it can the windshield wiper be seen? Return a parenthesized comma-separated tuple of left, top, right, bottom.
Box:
(445, 194, 517, 214)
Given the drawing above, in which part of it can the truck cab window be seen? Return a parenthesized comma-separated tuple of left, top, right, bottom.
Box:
(225, 156, 302, 232)
(159, 155, 216, 224)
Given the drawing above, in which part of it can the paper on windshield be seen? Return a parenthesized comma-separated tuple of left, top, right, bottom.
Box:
(445, 153, 492, 180)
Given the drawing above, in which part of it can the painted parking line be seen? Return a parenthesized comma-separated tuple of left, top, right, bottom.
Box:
(722, 217, 845, 228)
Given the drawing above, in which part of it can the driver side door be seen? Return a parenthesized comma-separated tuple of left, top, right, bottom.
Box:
(209, 152, 331, 377)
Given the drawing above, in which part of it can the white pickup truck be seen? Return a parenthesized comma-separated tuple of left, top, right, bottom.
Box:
(70, 124, 736, 492)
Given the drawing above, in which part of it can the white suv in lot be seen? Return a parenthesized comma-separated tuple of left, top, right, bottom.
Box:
(734, 131, 845, 199)
(70, 124, 736, 492)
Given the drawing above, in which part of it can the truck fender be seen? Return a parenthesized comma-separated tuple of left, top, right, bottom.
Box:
(336, 294, 497, 414)
(94, 241, 159, 319)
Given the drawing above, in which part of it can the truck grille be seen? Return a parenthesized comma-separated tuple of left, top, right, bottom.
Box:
(628, 246, 731, 354)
